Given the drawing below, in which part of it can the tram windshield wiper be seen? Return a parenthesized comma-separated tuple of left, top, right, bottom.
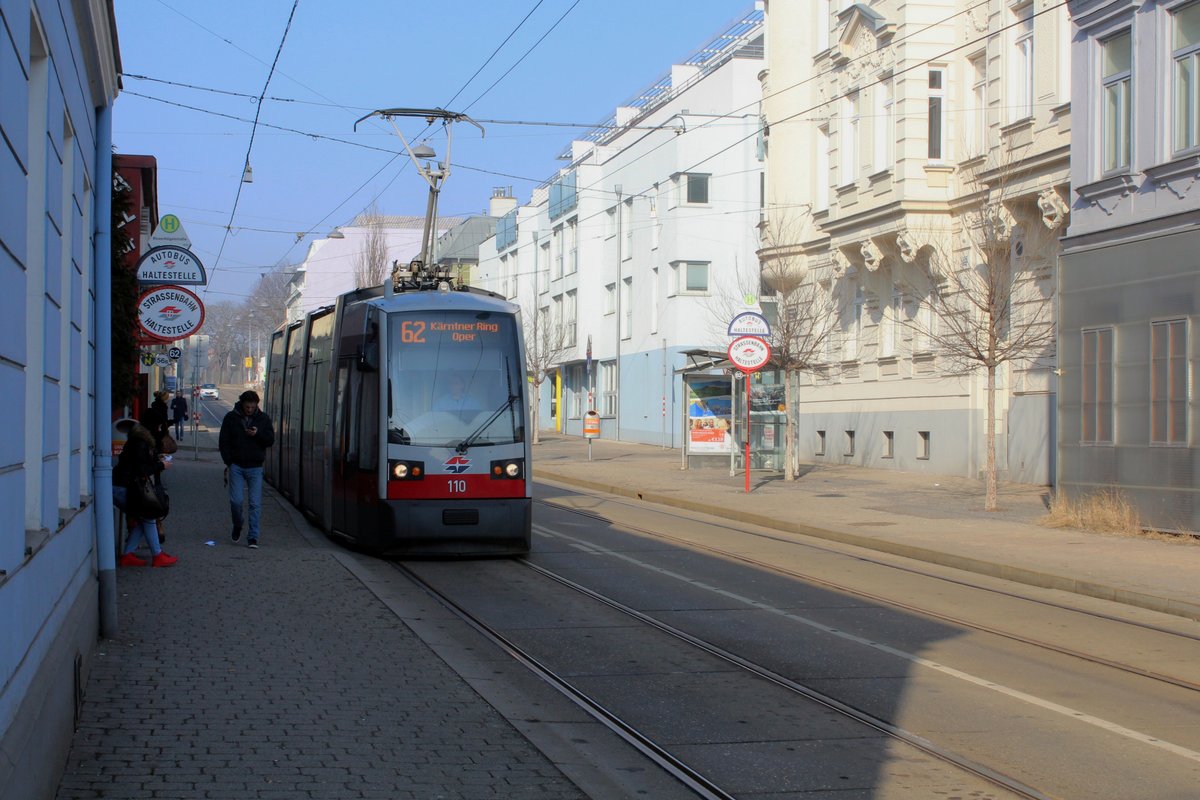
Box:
(455, 394, 518, 454)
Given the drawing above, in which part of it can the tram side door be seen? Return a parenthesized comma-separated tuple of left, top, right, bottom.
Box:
(331, 362, 355, 535)
(332, 358, 380, 536)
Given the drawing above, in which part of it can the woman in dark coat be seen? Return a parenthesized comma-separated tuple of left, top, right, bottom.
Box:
(113, 421, 177, 567)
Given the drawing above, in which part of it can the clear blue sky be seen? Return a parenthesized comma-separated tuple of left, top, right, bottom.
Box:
(113, 0, 754, 304)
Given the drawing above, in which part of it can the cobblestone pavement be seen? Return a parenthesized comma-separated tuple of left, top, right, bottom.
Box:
(56, 457, 587, 800)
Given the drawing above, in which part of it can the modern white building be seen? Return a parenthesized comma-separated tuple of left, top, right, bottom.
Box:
(0, 1, 121, 796)
(286, 214, 463, 322)
(476, 7, 767, 448)
(760, 0, 1071, 484)
(1060, 1, 1200, 531)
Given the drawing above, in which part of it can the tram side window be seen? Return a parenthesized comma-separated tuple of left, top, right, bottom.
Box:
(358, 370, 379, 470)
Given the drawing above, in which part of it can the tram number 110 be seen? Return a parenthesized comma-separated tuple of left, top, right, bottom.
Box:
(447, 479, 467, 493)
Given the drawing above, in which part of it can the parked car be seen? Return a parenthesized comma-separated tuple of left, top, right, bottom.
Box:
(199, 383, 219, 399)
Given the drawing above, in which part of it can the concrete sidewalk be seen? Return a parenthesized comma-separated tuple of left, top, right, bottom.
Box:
(530, 433, 1200, 623)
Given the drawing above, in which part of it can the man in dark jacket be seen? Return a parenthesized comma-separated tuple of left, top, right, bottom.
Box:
(219, 390, 275, 548)
(170, 391, 189, 439)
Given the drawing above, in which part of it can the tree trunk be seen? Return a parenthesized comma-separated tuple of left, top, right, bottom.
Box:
(783, 369, 795, 481)
(985, 364, 998, 511)
(531, 380, 541, 445)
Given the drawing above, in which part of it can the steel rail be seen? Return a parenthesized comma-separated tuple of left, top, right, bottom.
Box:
(517, 558, 1052, 800)
(535, 495, 1200, 693)
(390, 561, 739, 800)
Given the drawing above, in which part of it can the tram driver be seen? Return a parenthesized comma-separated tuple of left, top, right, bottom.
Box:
(434, 374, 481, 419)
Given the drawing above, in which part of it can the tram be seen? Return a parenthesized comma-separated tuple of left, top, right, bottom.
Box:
(263, 265, 531, 556)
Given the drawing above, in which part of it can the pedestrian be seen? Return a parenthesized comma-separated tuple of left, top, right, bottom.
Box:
(219, 389, 275, 548)
(170, 390, 188, 439)
(113, 420, 177, 568)
(141, 390, 170, 453)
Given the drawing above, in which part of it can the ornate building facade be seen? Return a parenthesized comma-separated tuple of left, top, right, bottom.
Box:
(760, 0, 1071, 483)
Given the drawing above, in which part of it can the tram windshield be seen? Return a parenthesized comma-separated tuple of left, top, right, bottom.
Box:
(386, 310, 525, 448)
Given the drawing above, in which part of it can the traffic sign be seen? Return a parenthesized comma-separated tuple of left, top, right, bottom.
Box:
(154, 354, 170, 367)
(136, 286, 206, 341)
(727, 336, 771, 373)
(135, 246, 208, 286)
(168, 346, 183, 360)
(148, 214, 193, 249)
(728, 311, 771, 338)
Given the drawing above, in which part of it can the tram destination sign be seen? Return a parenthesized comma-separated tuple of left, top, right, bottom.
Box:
(137, 286, 206, 341)
(398, 318, 502, 344)
(135, 246, 208, 286)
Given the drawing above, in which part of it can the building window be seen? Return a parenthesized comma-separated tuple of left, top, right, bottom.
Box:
(1011, 2, 1034, 121)
(650, 267, 659, 334)
(566, 217, 578, 275)
(569, 365, 583, 418)
(674, 261, 709, 295)
(565, 290, 577, 347)
(621, 277, 632, 339)
(552, 226, 563, 280)
(1101, 30, 1132, 173)
(1174, 2, 1200, 153)
(844, 430, 856, 456)
(918, 431, 931, 459)
(683, 173, 710, 205)
(1151, 319, 1187, 445)
(928, 68, 945, 160)
(882, 430, 894, 458)
(1081, 327, 1114, 444)
(841, 93, 860, 185)
(600, 361, 617, 417)
(816, 430, 826, 456)
(538, 240, 550, 293)
(817, 124, 831, 210)
(844, 286, 863, 360)
(817, 0, 830, 51)
(881, 289, 901, 358)
(969, 53, 987, 156)
(874, 79, 894, 172)
(605, 283, 616, 315)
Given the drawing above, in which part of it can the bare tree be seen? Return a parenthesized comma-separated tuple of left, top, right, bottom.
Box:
(353, 203, 389, 289)
(522, 301, 571, 445)
(904, 164, 1059, 511)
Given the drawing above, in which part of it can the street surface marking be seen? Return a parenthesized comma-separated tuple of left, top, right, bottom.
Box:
(534, 524, 1200, 764)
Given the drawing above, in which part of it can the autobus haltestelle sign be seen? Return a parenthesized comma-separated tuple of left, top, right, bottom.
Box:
(137, 285, 205, 341)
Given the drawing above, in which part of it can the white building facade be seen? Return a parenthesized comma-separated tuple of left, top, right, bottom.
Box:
(286, 215, 463, 323)
(476, 8, 768, 447)
(760, 0, 1071, 484)
(0, 1, 120, 796)
(1060, 1, 1200, 531)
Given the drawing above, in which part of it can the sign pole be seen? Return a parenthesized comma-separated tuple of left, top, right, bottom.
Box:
(745, 375, 752, 493)
(727, 335, 771, 494)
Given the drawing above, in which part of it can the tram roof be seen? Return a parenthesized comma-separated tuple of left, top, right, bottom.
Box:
(363, 286, 519, 316)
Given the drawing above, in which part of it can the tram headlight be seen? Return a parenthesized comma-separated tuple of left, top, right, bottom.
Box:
(490, 458, 523, 479)
(389, 460, 424, 480)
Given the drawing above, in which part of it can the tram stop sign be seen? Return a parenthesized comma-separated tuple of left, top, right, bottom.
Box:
(727, 336, 771, 373)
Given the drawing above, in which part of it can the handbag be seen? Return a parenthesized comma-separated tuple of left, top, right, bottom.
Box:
(160, 433, 179, 455)
(132, 477, 170, 519)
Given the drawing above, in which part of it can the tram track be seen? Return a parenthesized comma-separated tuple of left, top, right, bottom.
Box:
(535, 493, 1200, 695)
(393, 557, 1051, 800)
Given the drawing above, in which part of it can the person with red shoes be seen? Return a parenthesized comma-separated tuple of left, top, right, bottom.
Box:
(113, 420, 177, 567)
